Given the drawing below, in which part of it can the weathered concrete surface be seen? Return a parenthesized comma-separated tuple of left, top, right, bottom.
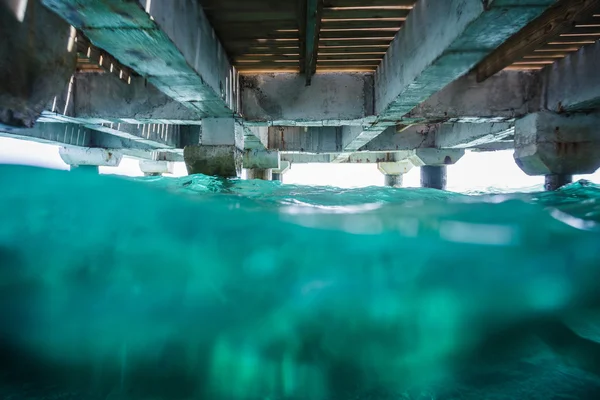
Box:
(409, 148, 465, 167)
(514, 112, 600, 176)
(184, 118, 244, 177)
(59, 147, 122, 167)
(272, 161, 291, 182)
(337, 0, 553, 155)
(183, 145, 241, 177)
(421, 166, 447, 190)
(244, 126, 269, 150)
(0, 123, 93, 147)
(375, 0, 555, 120)
(268, 126, 342, 153)
(542, 41, 600, 113)
(0, 0, 76, 127)
(241, 73, 374, 126)
(359, 125, 436, 153)
(0, 122, 163, 160)
(435, 122, 514, 149)
(73, 73, 202, 124)
(407, 71, 541, 123)
(139, 160, 175, 176)
(383, 174, 403, 188)
(545, 174, 573, 191)
(202, 118, 244, 148)
(42, 0, 235, 116)
(377, 161, 414, 176)
(246, 169, 272, 180)
(243, 150, 280, 170)
(378, 161, 413, 187)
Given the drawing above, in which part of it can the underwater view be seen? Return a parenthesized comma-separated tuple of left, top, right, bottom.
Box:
(1, 165, 600, 399)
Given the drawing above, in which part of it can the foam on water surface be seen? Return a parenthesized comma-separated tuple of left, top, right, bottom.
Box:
(1, 165, 600, 399)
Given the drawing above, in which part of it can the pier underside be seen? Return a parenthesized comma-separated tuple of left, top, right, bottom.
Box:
(1, 0, 600, 189)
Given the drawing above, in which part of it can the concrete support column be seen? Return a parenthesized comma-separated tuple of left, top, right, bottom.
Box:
(243, 149, 280, 181)
(545, 174, 573, 192)
(271, 161, 291, 182)
(183, 118, 244, 178)
(377, 161, 412, 188)
(246, 169, 272, 180)
(139, 160, 174, 177)
(59, 147, 122, 171)
(514, 112, 600, 190)
(421, 166, 447, 190)
(384, 174, 403, 187)
(409, 149, 464, 190)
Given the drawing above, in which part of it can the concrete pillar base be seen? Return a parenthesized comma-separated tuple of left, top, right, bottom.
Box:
(247, 169, 272, 180)
(272, 172, 283, 182)
(139, 160, 174, 176)
(421, 166, 447, 190)
(183, 145, 242, 178)
(545, 174, 573, 191)
(384, 174, 403, 187)
(271, 161, 291, 183)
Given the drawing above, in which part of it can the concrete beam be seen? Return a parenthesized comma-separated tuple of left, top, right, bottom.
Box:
(243, 150, 280, 170)
(0, 123, 93, 148)
(514, 111, 600, 176)
(59, 147, 122, 167)
(72, 73, 203, 124)
(241, 73, 374, 125)
(359, 125, 436, 153)
(0, 121, 163, 159)
(406, 71, 541, 123)
(268, 126, 342, 153)
(0, 0, 76, 127)
(542, 41, 600, 113)
(42, 0, 236, 116)
(434, 123, 514, 149)
(375, 0, 556, 122)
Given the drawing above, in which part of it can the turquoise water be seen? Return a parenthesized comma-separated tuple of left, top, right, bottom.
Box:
(1, 165, 600, 399)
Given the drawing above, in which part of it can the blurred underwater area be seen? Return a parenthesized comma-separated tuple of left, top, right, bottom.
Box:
(1, 165, 600, 399)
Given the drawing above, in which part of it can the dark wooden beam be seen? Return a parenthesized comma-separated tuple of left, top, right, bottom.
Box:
(298, 0, 307, 73)
(475, 0, 600, 82)
(304, 0, 323, 85)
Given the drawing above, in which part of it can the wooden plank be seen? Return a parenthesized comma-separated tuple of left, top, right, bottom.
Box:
(318, 53, 384, 60)
(235, 55, 301, 62)
(218, 30, 299, 40)
(298, 0, 307, 73)
(228, 46, 301, 55)
(317, 59, 381, 66)
(321, 19, 404, 29)
(207, 11, 297, 22)
(322, 8, 411, 19)
(324, 0, 415, 6)
(319, 45, 388, 53)
(316, 66, 376, 72)
(319, 38, 394, 47)
(199, 0, 297, 13)
(475, 0, 600, 82)
(320, 29, 400, 38)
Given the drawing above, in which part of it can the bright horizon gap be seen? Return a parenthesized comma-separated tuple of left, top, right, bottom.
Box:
(0, 137, 599, 190)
